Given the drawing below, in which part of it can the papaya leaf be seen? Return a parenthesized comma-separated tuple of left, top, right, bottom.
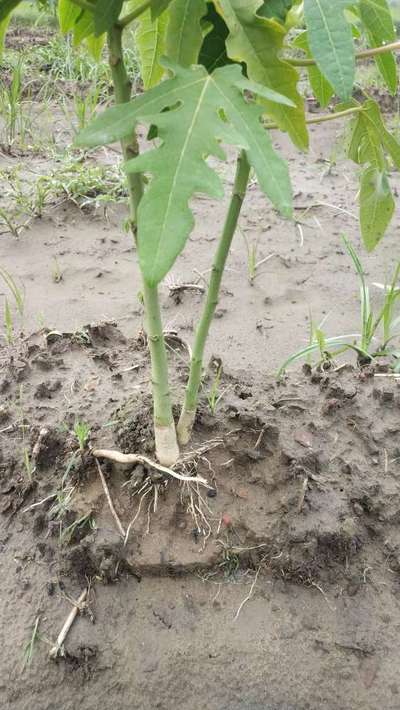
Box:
(0, 0, 22, 22)
(362, 98, 400, 169)
(0, 12, 11, 53)
(58, 0, 82, 33)
(348, 98, 400, 170)
(77, 62, 293, 285)
(131, 0, 168, 88)
(150, 0, 173, 19)
(217, 0, 308, 149)
(359, 0, 397, 95)
(348, 108, 385, 169)
(199, 3, 233, 72)
(360, 166, 394, 251)
(72, 9, 96, 45)
(293, 31, 333, 107)
(93, 0, 123, 36)
(86, 31, 106, 60)
(304, 0, 355, 99)
(257, 0, 294, 22)
(166, 0, 208, 66)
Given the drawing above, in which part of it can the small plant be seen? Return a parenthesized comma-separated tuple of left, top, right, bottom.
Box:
(36, 155, 126, 211)
(0, 266, 24, 315)
(4, 298, 13, 344)
(60, 512, 95, 545)
(3, 0, 400, 467)
(0, 58, 33, 147)
(22, 616, 41, 670)
(280, 236, 400, 374)
(241, 229, 275, 286)
(74, 420, 90, 451)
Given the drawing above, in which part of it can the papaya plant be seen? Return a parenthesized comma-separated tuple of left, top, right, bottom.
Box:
(2, 0, 400, 466)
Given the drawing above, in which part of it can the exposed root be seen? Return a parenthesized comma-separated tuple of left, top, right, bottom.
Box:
(94, 457, 126, 538)
(92, 448, 210, 487)
(234, 566, 261, 621)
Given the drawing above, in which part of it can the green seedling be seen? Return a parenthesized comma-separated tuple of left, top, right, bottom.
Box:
(241, 229, 275, 286)
(60, 513, 95, 545)
(74, 420, 90, 451)
(280, 236, 400, 375)
(22, 616, 41, 670)
(0, 266, 24, 315)
(2, 0, 400, 467)
(4, 298, 13, 345)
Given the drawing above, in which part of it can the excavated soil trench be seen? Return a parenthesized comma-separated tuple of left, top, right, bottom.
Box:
(2, 324, 400, 709)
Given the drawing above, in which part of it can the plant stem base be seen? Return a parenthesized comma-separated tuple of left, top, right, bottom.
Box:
(155, 422, 180, 467)
(177, 410, 196, 446)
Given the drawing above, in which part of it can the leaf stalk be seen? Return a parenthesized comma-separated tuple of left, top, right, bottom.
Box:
(177, 150, 251, 445)
(107, 24, 178, 465)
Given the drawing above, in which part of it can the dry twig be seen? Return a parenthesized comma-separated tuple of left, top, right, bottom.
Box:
(49, 589, 88, 659)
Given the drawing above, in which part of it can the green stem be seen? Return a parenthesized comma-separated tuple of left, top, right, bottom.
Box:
(69, 0, 151, 25)
(117, 0, 152, 28)
(265, 105, 363, 131)
(107, 26, 178, 465)
(286, 39, 400, 67)
(177, 151, 251, 445)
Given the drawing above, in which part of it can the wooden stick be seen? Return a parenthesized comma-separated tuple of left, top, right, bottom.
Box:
(49, 589, 88, 659)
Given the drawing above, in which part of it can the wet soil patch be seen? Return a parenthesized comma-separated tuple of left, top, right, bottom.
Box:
(2, 324, 400, 594)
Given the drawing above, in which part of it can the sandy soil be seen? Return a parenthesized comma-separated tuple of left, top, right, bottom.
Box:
(2, 51, 400, 709)
(2, 119, 400, 372)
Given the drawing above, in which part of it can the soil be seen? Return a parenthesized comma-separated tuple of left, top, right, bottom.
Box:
(2, 28, 400, 710)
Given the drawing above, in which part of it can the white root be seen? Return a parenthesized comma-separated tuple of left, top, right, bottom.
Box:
(49, 589, 88, 659)
(94, 458, 126, 538)
(92, 448, 210, 487)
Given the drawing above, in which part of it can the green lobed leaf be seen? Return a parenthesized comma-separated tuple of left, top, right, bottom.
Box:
(360, 166, 394, 251)
(93, 0, 123, 36)
(165, 0, 208, 66)
(0, 0, 22, 22)
(304, 0, 355, 99)
(217, 0, 308, 149)
(131, 0, 168, 88)
(293, 31, 333, 107)
(359, 0, 397, 95)
(77, 61, 293, 286)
